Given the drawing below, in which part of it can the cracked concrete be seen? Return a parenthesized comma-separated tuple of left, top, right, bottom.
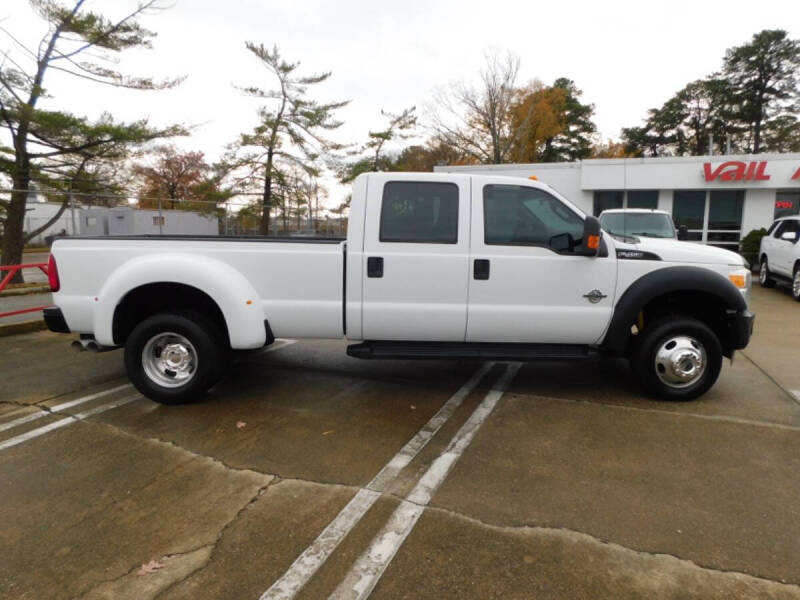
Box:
(0, 415, 273, 600)
(82, 545, 214, 600)
(375, 502, 800, 600)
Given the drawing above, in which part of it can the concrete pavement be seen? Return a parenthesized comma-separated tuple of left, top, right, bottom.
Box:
(1, 285, 799, 599)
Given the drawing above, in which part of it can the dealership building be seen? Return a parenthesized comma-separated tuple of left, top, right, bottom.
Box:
(437, 152, 800, 251)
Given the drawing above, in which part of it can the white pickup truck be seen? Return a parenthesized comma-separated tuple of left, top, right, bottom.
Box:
(45, 173, 754, 403)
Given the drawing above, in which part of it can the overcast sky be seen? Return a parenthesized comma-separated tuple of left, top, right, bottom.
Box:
(2, 0, 799, 208)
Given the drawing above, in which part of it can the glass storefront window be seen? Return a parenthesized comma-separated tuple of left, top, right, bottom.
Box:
(708, 190, 744, 231)
(774, 191, 800, 220)
(593, 191, 623, 216)
(593, 190, 659, 215)
(672, 190, 743, 249)
(672, 191, 706, 230)
(627, 190, 658, 209)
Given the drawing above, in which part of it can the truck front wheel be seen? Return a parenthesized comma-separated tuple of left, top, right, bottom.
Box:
(124, 311, 229, 404)
(631, 317, 722, 401)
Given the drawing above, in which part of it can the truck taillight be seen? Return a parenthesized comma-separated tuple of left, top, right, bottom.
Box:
(48, 254, 60, 292)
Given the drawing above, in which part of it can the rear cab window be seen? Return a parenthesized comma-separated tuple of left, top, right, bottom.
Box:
(379, 181, 459, 244)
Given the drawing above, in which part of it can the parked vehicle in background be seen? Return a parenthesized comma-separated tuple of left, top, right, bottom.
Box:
(45, 173, 753, 404)
(758, 216, 800, 299)
(599, 209, 680, 240)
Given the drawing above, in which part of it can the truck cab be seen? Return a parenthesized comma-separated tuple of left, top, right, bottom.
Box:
(349, 173, 615, 345)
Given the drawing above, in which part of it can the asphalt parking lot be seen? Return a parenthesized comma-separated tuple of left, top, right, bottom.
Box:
(2, 284, 800, 599)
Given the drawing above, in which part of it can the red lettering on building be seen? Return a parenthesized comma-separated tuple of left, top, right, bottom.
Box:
(703, 160, 771, 182)
(776, 201, 794, 209)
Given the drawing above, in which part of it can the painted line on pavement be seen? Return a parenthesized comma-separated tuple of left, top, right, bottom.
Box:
(0, 384, 131, 434)
(330, 362, 521, 600)
(0, 393, 140, 452)
(260, 361, 495, 600)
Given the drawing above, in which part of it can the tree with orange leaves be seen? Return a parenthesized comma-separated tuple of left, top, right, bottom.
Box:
(133, 146, 230, 214)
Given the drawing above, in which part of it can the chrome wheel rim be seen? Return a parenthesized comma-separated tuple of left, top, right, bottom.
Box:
(142, 332, 198, 388)
(793, 271, 800, 298)
(654, 335, 707, 389)
(760, 262, 768, 285)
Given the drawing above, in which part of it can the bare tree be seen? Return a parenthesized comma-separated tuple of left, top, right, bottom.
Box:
(428, 51, 521, 164)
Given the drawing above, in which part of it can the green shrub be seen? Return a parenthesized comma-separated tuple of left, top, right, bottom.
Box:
(739, 228, 768, 268)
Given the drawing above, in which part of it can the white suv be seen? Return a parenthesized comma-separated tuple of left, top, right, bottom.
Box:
(759, 216, 800, 299)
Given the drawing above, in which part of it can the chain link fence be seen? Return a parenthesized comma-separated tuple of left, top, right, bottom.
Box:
(0, 188, 348, 246)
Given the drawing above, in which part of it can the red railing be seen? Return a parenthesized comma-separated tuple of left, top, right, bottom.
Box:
(0, 262, 50, 319)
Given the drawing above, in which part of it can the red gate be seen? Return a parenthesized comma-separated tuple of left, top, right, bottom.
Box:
(0, 262, 50, 319)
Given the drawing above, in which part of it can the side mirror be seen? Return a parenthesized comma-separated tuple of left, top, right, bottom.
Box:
(549, 232, 574, 253)
(581, 216, 602, 257)
(677, 225, 688, 240)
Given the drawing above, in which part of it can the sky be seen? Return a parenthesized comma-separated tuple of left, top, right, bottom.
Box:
(2, 0, 799, 210)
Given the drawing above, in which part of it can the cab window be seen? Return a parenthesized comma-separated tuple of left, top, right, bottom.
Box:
(483, 184, 584, 252)
(380, 181, 459, 244)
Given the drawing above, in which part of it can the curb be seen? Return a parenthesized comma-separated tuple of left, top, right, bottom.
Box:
(0, 319, 47, 337)
(0, 285, 51, 297)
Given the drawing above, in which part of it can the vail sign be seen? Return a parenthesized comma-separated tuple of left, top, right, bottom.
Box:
(703, 161, 800, 182)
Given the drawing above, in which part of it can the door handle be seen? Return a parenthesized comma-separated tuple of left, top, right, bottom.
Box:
(367, 256, 384, 278)
(474, 259, 490, 280)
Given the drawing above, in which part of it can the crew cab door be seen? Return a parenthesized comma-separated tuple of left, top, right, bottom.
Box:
(361, 174, 471, 341)
(466, 180, 617, 344)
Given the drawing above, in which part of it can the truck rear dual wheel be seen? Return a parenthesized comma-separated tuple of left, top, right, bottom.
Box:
(631, 317, 722, 401)
(124, 311, 230, 404)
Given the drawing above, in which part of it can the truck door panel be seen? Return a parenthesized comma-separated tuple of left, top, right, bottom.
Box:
(467, 181, 617, 344)
(361, 175, 471, 341)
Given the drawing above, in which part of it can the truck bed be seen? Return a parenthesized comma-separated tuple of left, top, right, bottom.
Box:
(52, 236, 346, 341)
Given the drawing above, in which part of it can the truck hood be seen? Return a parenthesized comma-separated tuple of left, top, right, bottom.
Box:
(612, 236, 746, 267)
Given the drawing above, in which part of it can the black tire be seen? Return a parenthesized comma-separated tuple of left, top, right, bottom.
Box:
(792, 266, 800, 302)
(631, 317, 723, 401)
(759, 258, 776, 288)
(124, 311, 230, 404)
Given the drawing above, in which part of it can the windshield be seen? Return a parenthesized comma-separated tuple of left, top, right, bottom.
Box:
(599, 212, 676, 238)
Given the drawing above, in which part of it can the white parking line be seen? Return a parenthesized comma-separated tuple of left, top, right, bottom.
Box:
(0, 384, 131, 434)
(330, 362, 521, 600)
(260, 362, 495, 600)
(0, 393, 140, 452)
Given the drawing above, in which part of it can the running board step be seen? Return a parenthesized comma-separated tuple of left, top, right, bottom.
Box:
(346, 341, 596, 361)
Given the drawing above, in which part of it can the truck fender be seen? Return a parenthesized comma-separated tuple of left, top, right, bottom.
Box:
(93, 253, 266, 349)
(602, 266, 746, 355)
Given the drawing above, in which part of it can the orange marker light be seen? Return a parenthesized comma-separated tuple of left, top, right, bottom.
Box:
(528, 175, 538, 180)
(246, 300, 253, 305)
(728, 274, 746, 289)
(587, 235, 600, 250)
